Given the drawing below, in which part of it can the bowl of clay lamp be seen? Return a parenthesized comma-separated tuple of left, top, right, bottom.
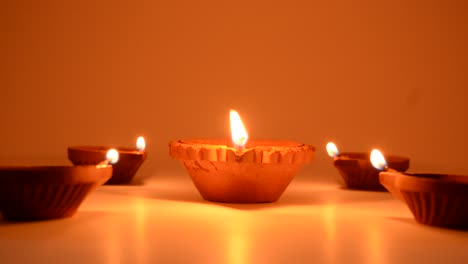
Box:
(371, 149, 468, 229)
(0, 149, 118, 221)
(326, 142, 410, 190)
(169, 110, 315, 203)
(68, 137, 147, 184)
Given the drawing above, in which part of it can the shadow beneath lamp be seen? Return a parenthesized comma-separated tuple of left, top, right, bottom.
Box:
(337, 185, 388, 192)
(386, 216, 416, 226)
(0, 210, 111, 226)
(217, 186, 394, 211)
(99, 181, 205, 204)
(387, 217, 468, 234)
(106, 178, 146, 186)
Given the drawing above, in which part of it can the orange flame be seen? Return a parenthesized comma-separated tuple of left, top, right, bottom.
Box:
(370, 149, 387, 171)
(326, 142, 339, 158)
(106, 148, 119, 165)
(230, 109, 248, 149)
(136, 136, 146, 151)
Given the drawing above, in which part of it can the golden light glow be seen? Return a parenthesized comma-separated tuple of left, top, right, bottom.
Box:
(326, 142, 339, 158)
(229, 109, 248, 149)
(134, 199, 148, 264)
(106, 148, 119, 165)
(323, 205, 337, 263)
(227, 218, 248, 264)
(367, 223, 383, 264)
(370, 149, 387, 171)
(136, 136, 146, 151)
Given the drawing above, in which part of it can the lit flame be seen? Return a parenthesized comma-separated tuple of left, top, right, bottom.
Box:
(230, 109, 248, 149)
(106, 148, 119, 165)
(370, 149, 387, 171)
(326, 142, 340, 158)
(136, 136, 146, 151)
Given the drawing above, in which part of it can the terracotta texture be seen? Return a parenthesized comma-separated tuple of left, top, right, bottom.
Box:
(169, 139, 315, 203)
(380, 171, 468, 229)
(0, 165, 112, 221)
(68, 146, 147, 184)
(333, 152, 410, 190)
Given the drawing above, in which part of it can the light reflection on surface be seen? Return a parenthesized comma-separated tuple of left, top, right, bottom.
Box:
(135, 198, 148, 264)
(228, 219, 249, 264)
(1, 172, 467, 264)
(106, 213, 121, 264)
(323, 204, 337, 263)
(367, 222, 384, 264)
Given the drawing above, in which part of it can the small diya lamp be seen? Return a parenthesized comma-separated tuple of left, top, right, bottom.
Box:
(326, 142, 410, 190)
(68, 136, 147, 184)
(0, 149, 118, 221)
(169, 110, 315, 203)
(371, 149, 468, 229)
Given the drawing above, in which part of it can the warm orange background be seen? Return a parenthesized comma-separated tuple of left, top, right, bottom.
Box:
(1, 0, 467, 180)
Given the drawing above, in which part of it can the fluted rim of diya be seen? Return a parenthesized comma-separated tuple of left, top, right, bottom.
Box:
(0, 165, 112, 221)
(68, 146, 146, 156)
(380, 171, 468, 229)
(380, 171, 468, 194)
(169, 139, 315, 164)
(334, 152, 409, 163)
(0, 165, 112, 183)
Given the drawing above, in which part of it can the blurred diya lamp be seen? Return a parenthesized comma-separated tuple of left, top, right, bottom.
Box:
(169, 110, 315, 203)
(0, 149, 118, 221)
(68, 136, 147, 184)
(326, 142, 409, 190)
(371, 149, 468, 229)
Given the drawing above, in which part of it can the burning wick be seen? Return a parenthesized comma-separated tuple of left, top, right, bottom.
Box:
(230, 109, 248, 149)
(136, 136, 146, 152)
(326, 142, 340, 158)
(370, 149, 396, 172)
(98, 148, 119, 166)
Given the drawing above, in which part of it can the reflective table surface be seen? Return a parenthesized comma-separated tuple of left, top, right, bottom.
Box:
(1, 171, 467, 264)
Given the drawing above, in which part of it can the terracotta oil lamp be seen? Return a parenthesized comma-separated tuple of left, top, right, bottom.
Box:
(326, 142, 409, 190)
(371, 149, 468, 229)
(68, 137, 147, 184)
(169, 110, 315, 203)
(0, 149, 118, 221)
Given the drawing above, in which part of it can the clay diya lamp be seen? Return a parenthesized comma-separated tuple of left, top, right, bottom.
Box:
(326, 142, 410, 190)
(371, 149, 468, 229)
(68, 137, 147, 184)
(169, 110, 315, 203)
(0, 149, 118, 221)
